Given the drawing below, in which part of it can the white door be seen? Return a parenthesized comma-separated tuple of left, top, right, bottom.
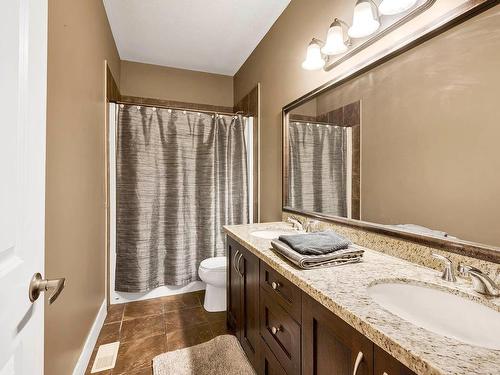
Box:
(0, 0, 48, 374)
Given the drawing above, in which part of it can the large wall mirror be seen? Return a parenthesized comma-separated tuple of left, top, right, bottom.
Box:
(283, 2, 500, 257)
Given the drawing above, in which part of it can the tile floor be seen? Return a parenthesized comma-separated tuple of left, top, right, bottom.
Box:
(85, 290, 231, 375)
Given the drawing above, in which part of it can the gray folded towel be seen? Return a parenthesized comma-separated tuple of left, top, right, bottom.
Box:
(278, 230, 351, 255)
(271, 240, 363, 270)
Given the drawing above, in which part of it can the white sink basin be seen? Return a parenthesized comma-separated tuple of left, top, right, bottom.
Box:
(367, 282, 500, 350)
(250, 230, 301, 239)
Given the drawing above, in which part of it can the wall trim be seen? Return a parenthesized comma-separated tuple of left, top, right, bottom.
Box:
(72, 300, 107, 375)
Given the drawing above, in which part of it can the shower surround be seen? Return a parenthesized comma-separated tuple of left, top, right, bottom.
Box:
(115, 104, 249, 292)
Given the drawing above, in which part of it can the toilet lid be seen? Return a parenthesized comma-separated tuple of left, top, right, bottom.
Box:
(200, 256, 226, 271)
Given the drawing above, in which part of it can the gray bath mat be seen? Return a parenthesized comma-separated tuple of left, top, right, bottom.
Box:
(153, 335, 256, 375)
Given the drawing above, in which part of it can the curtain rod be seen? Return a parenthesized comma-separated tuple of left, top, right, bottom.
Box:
(290, 119, 346, 128)
(114, 100, 245, 117)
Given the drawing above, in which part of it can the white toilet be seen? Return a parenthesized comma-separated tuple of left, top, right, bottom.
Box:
(198, 256, 227, 312)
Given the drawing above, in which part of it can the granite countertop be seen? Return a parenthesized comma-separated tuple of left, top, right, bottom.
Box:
(223, 222, 500, 375)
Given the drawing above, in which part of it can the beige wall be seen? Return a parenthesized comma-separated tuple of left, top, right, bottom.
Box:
(120, 60, 234, 107)
(313, 6, 500, 246)
(233, 0, 365, 222)
(45, 0, 120, 374)
(233, 0, 474, 222)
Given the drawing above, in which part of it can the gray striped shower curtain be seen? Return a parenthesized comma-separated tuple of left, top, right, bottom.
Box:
(115, 105, 248, 292)
(288, 121, 348, 217)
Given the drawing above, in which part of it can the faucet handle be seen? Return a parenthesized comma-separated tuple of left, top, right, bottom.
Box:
(458, 263, 499, 297)
(286, 217, 303, 231)
(457, 264, 479, 277)
(432, 253, 456, 282)
(305, 219, 320, 233)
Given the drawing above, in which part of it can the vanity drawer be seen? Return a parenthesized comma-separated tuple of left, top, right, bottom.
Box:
(259, 336, 288, 375)
(260, 288, 301, 375)
(260, 261, 302, 322)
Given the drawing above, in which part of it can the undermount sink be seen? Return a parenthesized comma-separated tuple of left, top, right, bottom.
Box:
(250, 230, 302, 239)
(367, 282, 500, 350)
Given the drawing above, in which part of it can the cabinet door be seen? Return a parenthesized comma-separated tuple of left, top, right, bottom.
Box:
(239, 245, 260, 368)
(302, 295, 373, 375)
(374, 346, 416, 375)
(227, 237, 241, 334)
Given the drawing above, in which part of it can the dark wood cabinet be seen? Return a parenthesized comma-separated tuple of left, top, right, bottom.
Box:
(260, 288, 301, 375)
(374, 346, 416, 375)
(259, 337, 288, 375)
(302, 294, 373, 375)
(260, 262, 302, 322)
(227, 235, 419, 375)
(227, 237, 260, 368)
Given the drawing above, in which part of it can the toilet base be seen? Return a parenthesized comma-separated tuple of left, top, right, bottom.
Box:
(203, 284, 226, 312)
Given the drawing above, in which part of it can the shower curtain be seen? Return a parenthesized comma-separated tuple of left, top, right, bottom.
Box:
(288, 121, 348, 217)
(115, 105, 248, 292)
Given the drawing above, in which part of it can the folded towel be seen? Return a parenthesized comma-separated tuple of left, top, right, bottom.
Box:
(271, 240, 363, 269)
(278, 230, 351, 255)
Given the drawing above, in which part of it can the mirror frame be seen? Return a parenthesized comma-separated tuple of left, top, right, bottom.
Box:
(282, 0, 500, 264)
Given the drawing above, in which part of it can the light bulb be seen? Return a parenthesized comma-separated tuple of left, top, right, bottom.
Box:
(321, 20, 348, 56)
(301, 40, 326, 71)
(348, 0, 380, 39)
(379, 0, 418, 16)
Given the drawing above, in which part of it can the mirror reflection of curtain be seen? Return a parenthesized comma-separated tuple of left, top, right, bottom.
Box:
(115, 105, 248, 292)
(288, 122, 348, 216)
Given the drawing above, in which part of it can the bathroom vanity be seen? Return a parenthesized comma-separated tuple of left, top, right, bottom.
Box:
(224, 223, 500, 375)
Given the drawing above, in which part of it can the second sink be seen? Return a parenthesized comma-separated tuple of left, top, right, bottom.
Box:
(367, 281, 500, 350)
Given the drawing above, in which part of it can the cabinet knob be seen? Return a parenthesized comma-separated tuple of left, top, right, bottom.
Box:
(271, 326, 281, 335)
(271, 281, 280, 290)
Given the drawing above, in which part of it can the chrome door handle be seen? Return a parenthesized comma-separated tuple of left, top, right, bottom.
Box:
(29, 273, 66, 304)
(352, 351, 364, 375)
(271, 281, 281, 290)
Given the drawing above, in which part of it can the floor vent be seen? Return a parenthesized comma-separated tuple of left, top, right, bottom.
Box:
(91, 342, 119, 373)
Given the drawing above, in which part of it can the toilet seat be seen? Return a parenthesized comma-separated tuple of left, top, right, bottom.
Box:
(199, 256, 226, 272)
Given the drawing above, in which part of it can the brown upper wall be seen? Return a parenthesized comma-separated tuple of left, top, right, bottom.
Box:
(234, 0, 357, 221)
(120, 60, 234, 107)
(314, 7, 500, 246)
(233, 0, 483, 222)
(45, 0, 120, 374)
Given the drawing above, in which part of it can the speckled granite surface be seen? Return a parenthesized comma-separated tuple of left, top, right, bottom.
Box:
(282, 212, 500, 285)
(223, 222, 500, 375)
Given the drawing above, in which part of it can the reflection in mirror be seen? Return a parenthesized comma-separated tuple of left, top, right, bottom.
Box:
(288, 101, 360, 219)
(284, 6, 500, 248)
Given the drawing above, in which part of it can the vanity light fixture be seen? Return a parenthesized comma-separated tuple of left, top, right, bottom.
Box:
(379, 0, 419, 15)
(321, 18, 351, 56)
(348, 0, 380, 39)
(301, 0, 427, 71)
(301, 38, 326, 71)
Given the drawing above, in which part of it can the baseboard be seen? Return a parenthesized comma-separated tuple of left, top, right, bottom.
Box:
(72, 299, 107, 375)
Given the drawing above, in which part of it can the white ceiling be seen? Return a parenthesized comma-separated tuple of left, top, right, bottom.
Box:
(103, 0, 291, 76)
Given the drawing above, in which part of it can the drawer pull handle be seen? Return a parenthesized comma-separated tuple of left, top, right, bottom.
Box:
(232, 250, 240, 274)
(352, 351, 364, 375)
(271, 326, 281, 335)
(271, 281, 281, 290)
(236, 253, 244, 277)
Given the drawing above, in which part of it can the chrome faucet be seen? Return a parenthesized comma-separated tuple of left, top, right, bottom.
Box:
(304, 219, 320, 233)
(458, 264, 499, 297)
(286, 217, 304, 231)
(286, 217, 320, 233)
(432, 253, 456, 282)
